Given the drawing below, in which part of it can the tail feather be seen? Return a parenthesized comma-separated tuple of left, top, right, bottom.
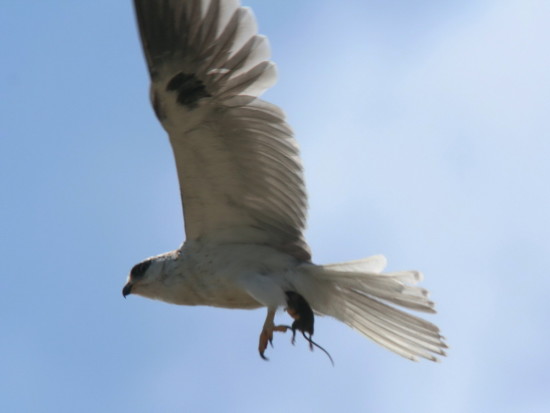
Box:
(323, 254, 388, 274)
(347, 292, 446, 357)
(347, 298, 439, 361)
(297, 255, 447, 362)
(344, 275, 434, 313)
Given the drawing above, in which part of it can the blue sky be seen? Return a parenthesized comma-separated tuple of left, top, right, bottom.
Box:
(1, 0, 549, 412)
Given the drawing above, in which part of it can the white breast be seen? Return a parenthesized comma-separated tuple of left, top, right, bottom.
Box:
(157, 241, 299, 309)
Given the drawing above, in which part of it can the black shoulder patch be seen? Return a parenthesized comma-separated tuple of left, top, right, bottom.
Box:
(130, 259, 152, 280)
(166, 72, 211, 109)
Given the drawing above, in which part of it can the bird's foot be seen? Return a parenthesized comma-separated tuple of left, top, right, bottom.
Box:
(259, 324, 289, 360)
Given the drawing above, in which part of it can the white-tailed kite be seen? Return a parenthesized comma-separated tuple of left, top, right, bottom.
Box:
(123, 0, 447, 362)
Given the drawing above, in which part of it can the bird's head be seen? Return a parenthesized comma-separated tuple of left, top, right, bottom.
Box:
(122, 258, 155, 298)
(123, 250, 180, 300)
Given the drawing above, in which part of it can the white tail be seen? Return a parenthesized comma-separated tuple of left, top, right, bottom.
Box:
(295, 255, 447, 362)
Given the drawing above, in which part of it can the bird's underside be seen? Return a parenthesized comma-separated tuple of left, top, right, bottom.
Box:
(126, 0, 447, 363)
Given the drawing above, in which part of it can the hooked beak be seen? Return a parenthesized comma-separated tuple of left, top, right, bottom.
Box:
(122, 282, 133, 298)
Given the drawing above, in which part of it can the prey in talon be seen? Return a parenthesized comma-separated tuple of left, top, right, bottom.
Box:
(283, 292, 334, 365)
(257, 292, 333, 364)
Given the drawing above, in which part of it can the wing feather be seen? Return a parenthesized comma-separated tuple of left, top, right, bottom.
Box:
(134, 0, 311, 261)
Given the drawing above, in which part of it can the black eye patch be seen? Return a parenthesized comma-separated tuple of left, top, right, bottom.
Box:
(130, 260, 152, 280)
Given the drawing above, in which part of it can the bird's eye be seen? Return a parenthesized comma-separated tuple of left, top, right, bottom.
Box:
(130, 260, 152, 280)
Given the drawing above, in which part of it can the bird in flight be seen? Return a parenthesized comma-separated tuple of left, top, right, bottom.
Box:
(123, 0, 447, 362)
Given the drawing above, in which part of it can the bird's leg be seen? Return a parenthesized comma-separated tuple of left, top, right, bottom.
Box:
(258, 308, 289, 360)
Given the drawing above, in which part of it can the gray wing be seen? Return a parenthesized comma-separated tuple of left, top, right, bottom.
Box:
(134, 0, 311, 261)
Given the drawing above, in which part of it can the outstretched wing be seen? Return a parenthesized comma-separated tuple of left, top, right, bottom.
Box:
(134, 0, 311, 261)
